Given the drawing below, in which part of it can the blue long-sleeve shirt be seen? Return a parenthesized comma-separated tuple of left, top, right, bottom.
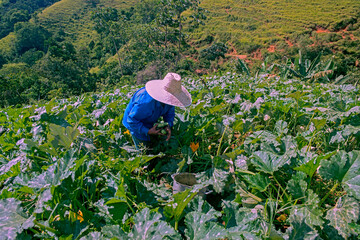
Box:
(122, 87, 175, 141)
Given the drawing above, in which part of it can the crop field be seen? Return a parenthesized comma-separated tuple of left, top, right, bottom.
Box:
(1, 69, 359, 239)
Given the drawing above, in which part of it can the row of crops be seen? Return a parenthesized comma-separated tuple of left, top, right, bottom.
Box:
(0, 72, 359, 239)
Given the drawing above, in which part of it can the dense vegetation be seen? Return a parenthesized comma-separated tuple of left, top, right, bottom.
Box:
(0, 67, 359, 239)
(0, 0, 359, 107)
(0, 0, 60, 39)
(0, 1, 360, 238)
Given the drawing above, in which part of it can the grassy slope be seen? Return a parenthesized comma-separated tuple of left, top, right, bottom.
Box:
(37, 0, 136, 47)
(0, 0, 135, 55)
(1, 0, 359, 60)
(194, 0, 360, 55)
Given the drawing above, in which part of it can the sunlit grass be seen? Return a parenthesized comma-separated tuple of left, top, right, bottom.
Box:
(192, 0, 360, 54)
(37, 0, 136, 47)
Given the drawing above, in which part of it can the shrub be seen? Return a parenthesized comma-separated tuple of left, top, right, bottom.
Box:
(200, 42, 228, 61)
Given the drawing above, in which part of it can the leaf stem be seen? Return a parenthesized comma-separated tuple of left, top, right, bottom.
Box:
(237, 169, 256, 175)
(319, 182, 339, 206)
(272, 175, 289, 200)
(175, 221, 179, 231)
(34, 220, 59, 235)
(0, 154, 10, 161)
(217, 126, 227, 156)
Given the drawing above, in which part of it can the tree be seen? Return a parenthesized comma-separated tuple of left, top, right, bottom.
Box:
(14, 22, 51, 54)
(91, 7, 128, 75)
(0, 54, 6, 68)
(0, 63, 50, 107)
(35, 42, 96, 97)
(157, 0, 206, 63)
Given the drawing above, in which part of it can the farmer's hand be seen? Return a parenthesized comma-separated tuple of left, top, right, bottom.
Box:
(148, 124, 162, 136)
(165, 126, 171, 141)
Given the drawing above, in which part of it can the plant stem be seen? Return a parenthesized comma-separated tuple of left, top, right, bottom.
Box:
(34, 220, 59, 234)
(0, 154, 10, 161)
(319, 182, 339, 206)
(273, 175, 289, 200)
(306, 130, 317, 153)
(175, 221, 179, 231)
(305, 112, 316, 132)
(217, 126, 227, 156)
(237, 169, 256, 175)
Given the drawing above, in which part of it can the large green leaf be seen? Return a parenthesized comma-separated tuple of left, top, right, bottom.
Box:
(295, 151, 335, 178)
(184, 197, 227, 240)
(128, 208, 180, 240)
(285, 212, 320, 240)
(290, 190, 324, 227)
(243, 173, 271, 192)
(101, 225, 126, 239)
(14, 149, 77, 189)
(164, 186, 201, 225)
(325, 196, 360, 239)
(286, 172, 307, 199)
(319, 150, 360, 200)
(225, 203, 267, 237)
(0, 198, 34, 240)
(47, 123, 80, 149)
(251, 151, 289, 174)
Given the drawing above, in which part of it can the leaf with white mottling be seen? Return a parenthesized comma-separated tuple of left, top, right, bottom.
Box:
(184, 210, 227, 240)
(287, 172, 307, 199)
(325, 196, 360, 239)
(243, 173, 271, 192)
(286, 211, 320, 240)
(128, 208, 180, 240)
(290, 190, 324, 227)
(80, 232, 104, 240)
(212, 167, 229, 193)
(0, 198, 34, 240)
(251, 151, 289, 174)
(319, 150, 360, 200)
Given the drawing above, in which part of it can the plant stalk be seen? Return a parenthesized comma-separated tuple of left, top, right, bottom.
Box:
(273, 175, 290, 200)
(217, 126, 227, 157)
(319, 182, 339, 206)
(34, 220, 59, 234)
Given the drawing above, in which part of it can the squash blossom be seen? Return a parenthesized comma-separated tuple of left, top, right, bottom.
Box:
(124, 130, 130, 135)
(77, 210, 84, 222)
(276, 214, 287, 222)
(190, 142, 199, 152)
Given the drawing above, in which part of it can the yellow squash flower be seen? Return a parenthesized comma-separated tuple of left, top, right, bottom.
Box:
(276, 214, 287, 222)
(77, 210, 84, 222)
(190, 142, 199, 152)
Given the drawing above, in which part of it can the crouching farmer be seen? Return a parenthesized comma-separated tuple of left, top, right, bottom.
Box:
(122, 73, 192, 150)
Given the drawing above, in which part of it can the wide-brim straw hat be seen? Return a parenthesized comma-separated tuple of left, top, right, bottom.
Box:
(145, 73, 192, 107)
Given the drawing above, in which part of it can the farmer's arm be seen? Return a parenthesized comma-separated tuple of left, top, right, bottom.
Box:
(163, 106, 175, 127)
(127, 102, 162, 137)
(127, 102, 152, 137)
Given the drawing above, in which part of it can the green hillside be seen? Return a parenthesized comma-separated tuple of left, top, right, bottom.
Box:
(0, 0, 359, 59)
(194, 0, 360, 56)
(36, 0, 136, 47)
